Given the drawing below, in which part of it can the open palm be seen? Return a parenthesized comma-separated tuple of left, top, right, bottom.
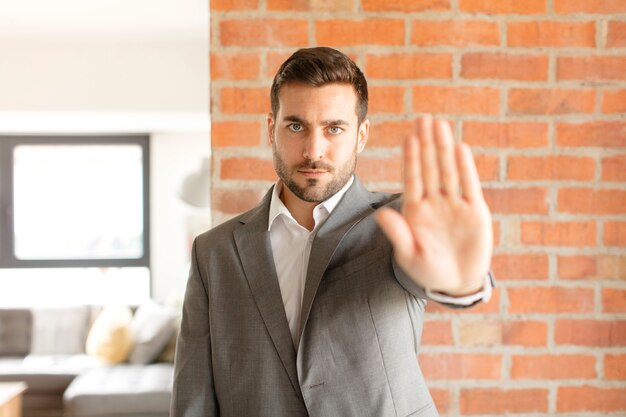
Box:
(376, 116, 493, 297)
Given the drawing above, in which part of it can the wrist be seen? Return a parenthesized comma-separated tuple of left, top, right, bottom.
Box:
(426, 271, 494, 306)
(439, 280, 485, 297)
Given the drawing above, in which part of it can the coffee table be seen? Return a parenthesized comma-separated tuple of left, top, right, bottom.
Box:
(0, 382, 27, 417)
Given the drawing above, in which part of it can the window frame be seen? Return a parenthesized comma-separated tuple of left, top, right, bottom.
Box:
(0, 135, 150, 269)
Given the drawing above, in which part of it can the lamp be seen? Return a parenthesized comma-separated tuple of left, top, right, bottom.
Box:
(178, 157, 211, 208)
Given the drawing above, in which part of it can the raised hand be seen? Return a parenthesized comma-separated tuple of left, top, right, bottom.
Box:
(376, 116, 493, 297)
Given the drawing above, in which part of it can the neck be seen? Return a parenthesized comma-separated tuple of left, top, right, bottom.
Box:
(279, 187, 317, 231)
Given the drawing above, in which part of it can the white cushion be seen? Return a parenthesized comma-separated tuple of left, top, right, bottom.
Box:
(30, 306, 90, 355)
(129, 301, 176, 364)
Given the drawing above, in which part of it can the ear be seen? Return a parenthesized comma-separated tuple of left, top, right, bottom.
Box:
(267, 113, 275, 145)
(357, 119, 369, 153)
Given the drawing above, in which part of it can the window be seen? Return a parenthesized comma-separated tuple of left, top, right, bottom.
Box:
(0, 135, 150, 305)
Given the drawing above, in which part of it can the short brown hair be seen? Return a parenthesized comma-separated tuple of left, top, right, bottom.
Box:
(270, 47, 368, 123)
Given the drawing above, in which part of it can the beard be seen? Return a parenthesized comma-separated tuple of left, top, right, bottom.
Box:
(272, 144, 357, 203)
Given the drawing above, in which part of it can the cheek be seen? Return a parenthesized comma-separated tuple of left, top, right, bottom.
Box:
(275, 140, 301, 162)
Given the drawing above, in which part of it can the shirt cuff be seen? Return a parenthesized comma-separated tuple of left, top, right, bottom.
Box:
(425, 270, 494, 306)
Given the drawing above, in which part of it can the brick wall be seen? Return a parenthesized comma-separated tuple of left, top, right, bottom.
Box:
(209, 0, 626, 414)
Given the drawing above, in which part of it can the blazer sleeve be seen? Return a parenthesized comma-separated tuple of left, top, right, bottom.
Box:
(171, 238, 220, 417)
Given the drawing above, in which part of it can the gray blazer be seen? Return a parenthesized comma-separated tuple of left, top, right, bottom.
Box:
(171, 178, 441, 417)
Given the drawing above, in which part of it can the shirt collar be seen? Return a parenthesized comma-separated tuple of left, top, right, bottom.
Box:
(268, 175, 354, 231)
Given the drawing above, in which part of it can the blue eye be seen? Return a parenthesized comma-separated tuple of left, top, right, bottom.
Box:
(328, 126, 343, 135)
(288, 123, 303, 132)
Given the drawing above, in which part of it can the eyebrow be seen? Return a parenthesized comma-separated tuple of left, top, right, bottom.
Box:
(282, 115, 350, 126)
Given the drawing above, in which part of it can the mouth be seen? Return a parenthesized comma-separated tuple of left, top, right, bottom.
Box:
(297, 169, 328, 178)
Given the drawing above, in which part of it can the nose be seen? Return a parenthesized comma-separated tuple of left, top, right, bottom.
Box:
(303, 130, 324, 161)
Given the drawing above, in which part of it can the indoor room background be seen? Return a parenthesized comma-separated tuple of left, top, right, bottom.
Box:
(0, 0, 624, 415)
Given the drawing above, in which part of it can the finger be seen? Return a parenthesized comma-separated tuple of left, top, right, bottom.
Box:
(434, 119, 459, 199)
(418, 115, 439, 198)
(456, 142, 484, 202)
(403, 133, 423, 204)
(375, 207, 417, 261)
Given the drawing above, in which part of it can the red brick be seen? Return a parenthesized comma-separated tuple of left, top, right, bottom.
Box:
(211, 53, 260, 80)
(558, 255, 597, 280)
(508, 287, 595, 313)
(212, 121, 262, 147)
(511, 354, 596, 379)
(460, 388, 549, 414)
(602, 155, 626, 182)
(508, 155, 595, 181)
(220, 87, 269, 115)
(412, 86, 500, 115)
(212, 188, 266, 214)
(368, 86, 406, 114)
(411, 20, 500, 47)
(602, 288, 626, 313)
(484, 187, 548, 214)
(426, 288, 501, 314)
(463, 121, 548, 148)
(605, 221, 626, 246)
(368, 120, 414, 148)
(607, 21, 626, 47)
(315, 19, 405, 46)
(362, 0, 449, 12)
(555, 0, 626, 14)
(557, 122, 626, 147)
(502, 321, 548, 346)
(602, 90, 626, 114)
(355, 155, 402, 182)
(557, 386, 626, 413)
(220, 19, 308, 46)
(422, 320, 453, 345)
(605, 354, 626, 380)
(220, 157, 275, 181)
(473, 154, 499, 181)
(557, 56, 626, 81)
(522, 221, 596, 246)
(461, 53, 548, 81)
(555, 320, 626, 347)
(266, 52, 294, 78)
(419, 353, 502, 380)
(558, 188, 626, 215)
(459, 0, 546, 14)
(267, 0, 354, 11)
(558, 255, 626, 280)
(459, 320, 501, 346)
(212, 0, 258, 10)
(598, 256, 626, 280)
(509, 88, 595, 115)
(508, 21, 595, 47)
(492, 253, 549, 280)
(429, 388, 451, 415)
(366, 53, 452, 80)
(492, 221, 500, 247)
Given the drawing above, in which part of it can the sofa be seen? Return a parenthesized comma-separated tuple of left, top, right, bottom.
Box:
(0, 303, 178, 417)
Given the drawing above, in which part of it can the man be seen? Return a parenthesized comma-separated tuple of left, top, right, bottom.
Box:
(171, 47, 494, 417)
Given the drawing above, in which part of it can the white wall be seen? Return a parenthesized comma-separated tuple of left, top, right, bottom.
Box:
(0, 23, 209, 305)
(0, 38, 207, 113)
(151, 132, 210, 302)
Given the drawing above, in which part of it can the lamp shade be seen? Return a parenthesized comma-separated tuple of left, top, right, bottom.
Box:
(178, 157, 210, 208)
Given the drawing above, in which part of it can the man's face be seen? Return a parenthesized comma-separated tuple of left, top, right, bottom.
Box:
(268, 82, 369, 203)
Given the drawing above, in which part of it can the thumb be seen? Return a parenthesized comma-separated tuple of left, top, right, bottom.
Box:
(375, 207, 415, 262)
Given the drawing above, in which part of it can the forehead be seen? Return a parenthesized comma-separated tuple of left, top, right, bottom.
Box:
(276, 82, 358, 122)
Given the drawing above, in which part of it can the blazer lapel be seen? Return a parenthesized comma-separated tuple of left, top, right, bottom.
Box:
(297, 178, 377, 347)
(233, 188, 301, 396)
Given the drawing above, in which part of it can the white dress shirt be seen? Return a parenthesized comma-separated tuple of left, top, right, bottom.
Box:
(267, 176, 492, 347)
(268, 177, 354, 347)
